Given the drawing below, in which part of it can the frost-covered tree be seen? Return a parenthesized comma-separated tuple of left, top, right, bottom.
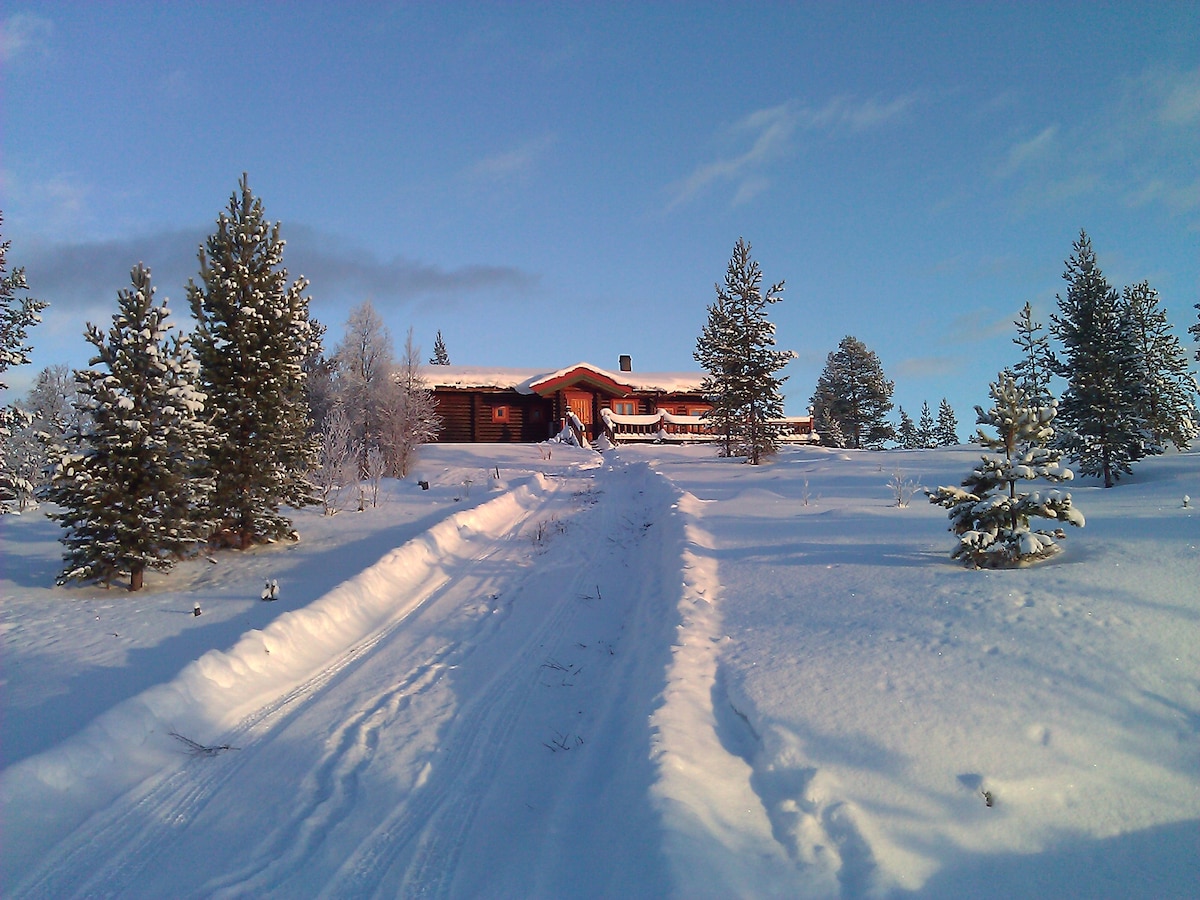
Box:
(928, 372, 1083, 568)
(333, 300, 396, 475)
(47, 265, 212, 590)
(1010, 301, 1055, 405)
(383, 328, 441, 477)
(1051, 231, 1154, 488)
(816, 406, 845, 448)
(917, 401, 936, 449)
(896, 407, 918, 449)
(430, 329, 450, 365)
(1123, 281, 1198, 451)
(694, 239, 793, 464)
(935, 398, 959, 446)
(188, 174, 320, 547)
(0, 215, 48, 513)
(311, 405, 357, 515)
(810, 335, 894, 449)
(0, 366, 82, 512)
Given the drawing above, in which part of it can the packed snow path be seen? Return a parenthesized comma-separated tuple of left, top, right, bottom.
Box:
(4, 455, 682, 897)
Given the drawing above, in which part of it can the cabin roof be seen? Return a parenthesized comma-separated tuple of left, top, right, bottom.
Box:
(426, 362, 705, 395)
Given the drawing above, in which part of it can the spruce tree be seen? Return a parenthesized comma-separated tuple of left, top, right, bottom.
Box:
(694, 238, 793, 464)
(1051, 231, 1154, 487)
(188, 175, 320, 547)
(47, 265, 211, 590)
(917, 401, 936, 449)
(897, 407, 918, 449)
(928, 372, 1083, 568)
(430, 329, 450, 365)
(694, 292, 738, 457)
(1010, 301, 1054, 405)
(810, 336, 894, 449)
(935, 398, 959, 446)
(816, 406, 845, 448)
(1123, 281, 1198, 451)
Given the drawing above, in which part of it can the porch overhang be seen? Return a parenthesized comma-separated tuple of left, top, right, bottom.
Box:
(528, 365, 634, 398)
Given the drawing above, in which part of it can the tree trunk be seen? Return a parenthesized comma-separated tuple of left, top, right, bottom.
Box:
(130, 564, 144, 592)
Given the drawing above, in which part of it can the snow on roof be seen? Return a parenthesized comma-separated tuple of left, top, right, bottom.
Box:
(425, 362, 705, 395)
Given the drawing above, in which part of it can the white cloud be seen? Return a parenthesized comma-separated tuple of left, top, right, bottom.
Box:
(0, 13, 53, 64)
(1158, 67, 1200, 125)
(997, 125, 1058, 178)
(464, 134, 556, 183)
(666, 94, 916, 211)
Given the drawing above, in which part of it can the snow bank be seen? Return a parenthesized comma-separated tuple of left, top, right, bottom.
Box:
(0, 472, 557, 877)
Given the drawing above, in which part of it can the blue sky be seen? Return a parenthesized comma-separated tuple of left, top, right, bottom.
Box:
(2, 2, 1198, 425)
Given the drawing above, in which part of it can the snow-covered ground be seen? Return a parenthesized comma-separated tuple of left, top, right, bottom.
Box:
(2, 443, 1197, 898)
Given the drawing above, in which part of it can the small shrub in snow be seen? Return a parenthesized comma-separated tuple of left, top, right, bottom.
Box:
(887, 470, 922, 508)
(928, 373, 1084, 568)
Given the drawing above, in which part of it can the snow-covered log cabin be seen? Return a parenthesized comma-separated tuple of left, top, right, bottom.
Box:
(427, 358, 817, 446)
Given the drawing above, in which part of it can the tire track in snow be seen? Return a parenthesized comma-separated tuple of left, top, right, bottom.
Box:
(6, 476, 564, 899)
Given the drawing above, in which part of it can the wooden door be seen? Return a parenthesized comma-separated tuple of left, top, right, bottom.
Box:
(565, 390, 593, 427)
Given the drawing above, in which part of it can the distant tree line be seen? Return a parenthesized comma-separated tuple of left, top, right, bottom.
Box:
(695, 230, 1198, 489)
(0, 178, 441, 590)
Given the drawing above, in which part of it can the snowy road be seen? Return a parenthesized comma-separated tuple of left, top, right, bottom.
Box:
(5, 454, 684, 898)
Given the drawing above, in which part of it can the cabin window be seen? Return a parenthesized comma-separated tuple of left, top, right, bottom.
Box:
(611, 400, 636, 416)
(688, 406, 710, 417)
(492, 405, 510, 423)
(529, 407, 544, 423)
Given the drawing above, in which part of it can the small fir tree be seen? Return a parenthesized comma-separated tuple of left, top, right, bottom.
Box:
(810, 336, 894, 449)
(1011, 301, 1055, 405)
(1122, 281, 1198, 451)
(188, 175, 320, 547)
(917, 401, 936, 449)
(816, 406, 845, 448)
(694, 292, 738, 457)
(897, 407, 918, 449)
(47, 264, 212, 590)
(430, 329, 450, 365)
(928, 372, 1083, 568)
(694, 238, 793, 464)
(935, 398, 959, 446)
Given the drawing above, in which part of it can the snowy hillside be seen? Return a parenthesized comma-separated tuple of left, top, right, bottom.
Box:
(2, 443, 1197, 898)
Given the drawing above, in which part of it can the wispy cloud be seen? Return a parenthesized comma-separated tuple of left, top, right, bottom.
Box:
(1157, 67, 1200, 125)
(0, 13, 53, 64)
(997, 125, 1058, 178)
(464, 134, 557, 183)
(667, 94, 917, 211)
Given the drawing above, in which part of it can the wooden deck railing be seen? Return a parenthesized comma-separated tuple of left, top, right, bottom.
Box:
(599, 409, 818, 445)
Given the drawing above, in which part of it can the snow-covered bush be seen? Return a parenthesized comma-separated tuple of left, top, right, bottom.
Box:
(928, 373, 1084, 568)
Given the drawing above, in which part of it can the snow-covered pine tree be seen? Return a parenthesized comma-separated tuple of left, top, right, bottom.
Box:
(816, 406, 845, 448)
(0, 214, 48, 513)
(897, 407, 918, 449)
(332, 300, 396, 476)
(430, 329, 450, 365)
(47, 264, 212, 590)
(810, 336, 894, 449)
(0, 366, 82, 512)
(302, 318, 338, 436)
(384, 328, 441, 477)
(917, 401, 936, 448)
(1123, 280, 1198, 451)
(694, 291, 738, 458)
(928, 372, 1083, 568)
(1011, 301, 1055, 405)
(703, 239, 793, 465)
(935, 398, 958, 446)
(188, 175, 320, 547)
(1051, 231, 1154, 488)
